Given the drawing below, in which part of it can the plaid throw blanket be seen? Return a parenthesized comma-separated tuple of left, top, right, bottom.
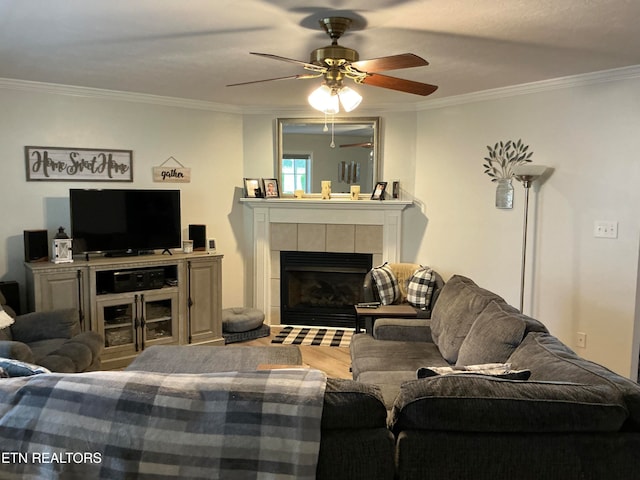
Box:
(0, 369, 326, 479)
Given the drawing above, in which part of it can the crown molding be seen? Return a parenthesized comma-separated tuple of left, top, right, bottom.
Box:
(2, 64, 639, 114)
(417, 65, 640, 111)
(0, 77, 243, 114)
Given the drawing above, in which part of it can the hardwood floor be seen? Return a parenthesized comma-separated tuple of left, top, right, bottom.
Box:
(227, 326, 354, 379)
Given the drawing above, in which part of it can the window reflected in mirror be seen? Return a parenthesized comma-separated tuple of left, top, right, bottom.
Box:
(277, 117, 380, 195)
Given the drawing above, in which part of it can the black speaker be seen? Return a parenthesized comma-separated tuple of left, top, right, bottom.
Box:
(24, 230, 48, 262)
(0, 281, 20, 315)
(189, 224, 206, 251)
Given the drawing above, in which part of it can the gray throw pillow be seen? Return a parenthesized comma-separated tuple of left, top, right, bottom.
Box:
(456, 301, 527, 366)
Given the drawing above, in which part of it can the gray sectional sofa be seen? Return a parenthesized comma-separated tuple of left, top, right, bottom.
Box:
(350, 274, 640, 480)
(3, 274, 639, 479)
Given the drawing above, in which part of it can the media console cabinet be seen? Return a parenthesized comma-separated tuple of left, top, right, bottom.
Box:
(25, 252, 224, 369)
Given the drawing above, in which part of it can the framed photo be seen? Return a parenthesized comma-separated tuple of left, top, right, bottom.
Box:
(243, 178, 263, 198)
(371, 181, 388, 200)
(262, 178, 280, 198)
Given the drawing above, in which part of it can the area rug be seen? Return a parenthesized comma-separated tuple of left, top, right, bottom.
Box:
(271, 326, 353, 347)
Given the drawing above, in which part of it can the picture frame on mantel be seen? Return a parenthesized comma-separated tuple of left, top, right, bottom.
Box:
(371, 181, 388, 200)
(262, 178, 280, 198)
(243, 178, 263, 198)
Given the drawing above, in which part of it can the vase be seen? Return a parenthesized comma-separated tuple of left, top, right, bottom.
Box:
(495, 178, 514, 209)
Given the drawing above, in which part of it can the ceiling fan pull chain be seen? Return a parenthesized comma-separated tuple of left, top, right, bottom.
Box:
(330, 116, 336, 148)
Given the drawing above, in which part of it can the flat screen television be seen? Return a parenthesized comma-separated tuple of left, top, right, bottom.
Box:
(70, 189, 181, 256)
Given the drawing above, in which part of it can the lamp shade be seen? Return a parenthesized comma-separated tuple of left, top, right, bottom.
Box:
(513, 164, 548, 178)
(308, 85, 339, 114)
(308, 84, 362, 113)
(337, 86, 362, 112)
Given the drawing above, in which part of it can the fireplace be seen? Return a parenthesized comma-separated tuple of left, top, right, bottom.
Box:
(280, 251, 373, 328)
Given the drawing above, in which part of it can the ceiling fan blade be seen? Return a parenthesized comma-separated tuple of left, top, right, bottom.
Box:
(351, 53, 428, 73)
(226, 73, 319, 87)
(360, 73, 438, 96)
(340, 142, 373, 148)
(250, 52, 322, 71)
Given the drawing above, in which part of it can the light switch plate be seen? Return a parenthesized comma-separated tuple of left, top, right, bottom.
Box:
(594, 220, 618, 239)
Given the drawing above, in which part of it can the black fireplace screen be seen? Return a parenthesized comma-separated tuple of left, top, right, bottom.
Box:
(280, 251, 372, 328)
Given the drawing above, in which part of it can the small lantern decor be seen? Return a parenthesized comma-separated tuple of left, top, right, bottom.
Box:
(52, 226, 73, 264)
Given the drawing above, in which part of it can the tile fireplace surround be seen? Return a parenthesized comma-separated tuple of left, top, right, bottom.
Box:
(242, 198, 412, 325)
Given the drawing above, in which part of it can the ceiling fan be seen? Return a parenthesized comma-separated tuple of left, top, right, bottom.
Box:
(227, 16, 438, 101)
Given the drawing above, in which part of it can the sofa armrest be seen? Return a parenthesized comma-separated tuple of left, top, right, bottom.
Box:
(0, 340, 35, 363)
(362, 270, 380, 303)
(390, 375, 629, 434)
(10, 309, 80, 343)
(373, 318, 433, 342)
(37, 331, 104, 373)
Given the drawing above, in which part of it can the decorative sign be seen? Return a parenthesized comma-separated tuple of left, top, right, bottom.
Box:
(153, 156, 191, 183)
(25, 146, 133, 182)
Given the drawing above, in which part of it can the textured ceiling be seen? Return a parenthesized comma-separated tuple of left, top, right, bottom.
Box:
(1, 0, 639, 110)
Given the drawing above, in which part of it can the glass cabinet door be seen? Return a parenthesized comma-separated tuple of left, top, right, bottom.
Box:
(142, 293, 178, 345)
(100, 298, 136, 350)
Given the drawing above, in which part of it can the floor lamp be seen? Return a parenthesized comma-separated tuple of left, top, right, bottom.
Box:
(513, 164, 549, 313)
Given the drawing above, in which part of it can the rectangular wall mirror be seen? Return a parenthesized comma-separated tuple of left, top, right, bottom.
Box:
(276, 117, 380, 195)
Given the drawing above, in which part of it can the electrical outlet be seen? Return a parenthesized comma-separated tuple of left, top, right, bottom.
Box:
(594, 220, 618, 238)
(576, 332, 587, 348)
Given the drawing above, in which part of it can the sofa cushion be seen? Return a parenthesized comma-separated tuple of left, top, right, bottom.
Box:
(350, 333, 448, 379)
(321, 378, 389, 429)
(455, 301, 527, 366)
(430, 275, 506, 363)
(0, 326, 12, 341)
(406, 267, 437, 310)
(370, 263, 400, 305)
(508, 332, 640, 428)
(389, 375, 628, 434)
(357, 370, 418, 409)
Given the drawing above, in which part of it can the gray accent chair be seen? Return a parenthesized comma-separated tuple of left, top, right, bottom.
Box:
(0, 292, 103, 373)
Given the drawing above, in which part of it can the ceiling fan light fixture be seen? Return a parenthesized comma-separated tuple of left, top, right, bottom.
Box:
(337, 85, 362, 112)
(308, 84, 339, 114)
(308, 84, 362, 113)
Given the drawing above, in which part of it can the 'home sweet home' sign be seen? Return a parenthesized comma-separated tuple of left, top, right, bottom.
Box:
(25, 146, 133, 181)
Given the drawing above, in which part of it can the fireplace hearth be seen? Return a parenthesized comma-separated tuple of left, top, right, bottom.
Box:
(280, 251, 372, 328)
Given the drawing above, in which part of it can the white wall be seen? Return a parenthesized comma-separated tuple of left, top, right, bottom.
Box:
(0, 85, 246, 310)
(412, 76, 640, 377)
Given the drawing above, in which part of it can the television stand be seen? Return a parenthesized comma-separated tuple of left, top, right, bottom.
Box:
(25, 252, 224, 369)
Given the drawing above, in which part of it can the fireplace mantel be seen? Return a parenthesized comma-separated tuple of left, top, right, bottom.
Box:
(242, 198, 413, 324)
(241, 197, 412, 209)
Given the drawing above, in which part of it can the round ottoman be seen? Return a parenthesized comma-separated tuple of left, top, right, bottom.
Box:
(222, 307, 270, 344)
